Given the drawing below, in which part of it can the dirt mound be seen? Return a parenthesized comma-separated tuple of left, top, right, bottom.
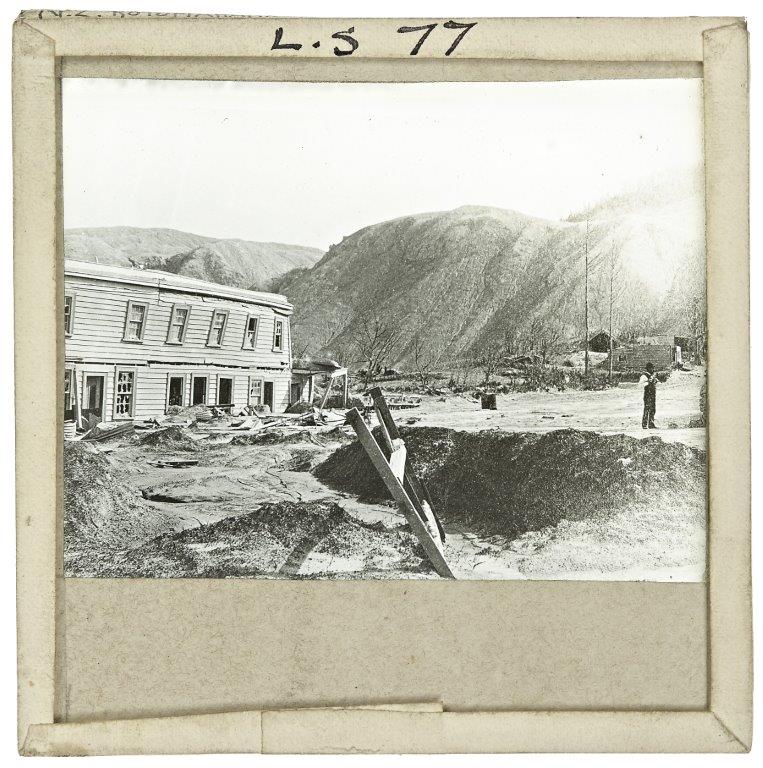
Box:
(64, 442, 176, 575)
(230, 426, 354, 447)
(285, 401, 314, 414)
(315, 427, 706, 540)
(280, 449, 315, 472)
(230, 429, 315, 446)
(101, 500, 432, 578)
(137, 425, 201, 452)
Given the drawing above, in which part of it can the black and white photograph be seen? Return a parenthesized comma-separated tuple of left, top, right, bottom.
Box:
(62, 77, 707, 581)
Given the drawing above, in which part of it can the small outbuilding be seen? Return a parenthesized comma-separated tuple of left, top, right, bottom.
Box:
(291, 357, 349, 408)
(584, 329, 614, 354)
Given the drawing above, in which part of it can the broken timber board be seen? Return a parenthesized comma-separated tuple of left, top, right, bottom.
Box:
(369, 388, 446, 543)
(346, 408, 454, 579)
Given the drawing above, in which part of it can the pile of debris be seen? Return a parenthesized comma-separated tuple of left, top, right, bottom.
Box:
(63, 441, 177, 575)
(61, 402, 354, 450)
(137, 424, 203, 452)
(96, 500, 433, 579)
(315, 427, 707, 540)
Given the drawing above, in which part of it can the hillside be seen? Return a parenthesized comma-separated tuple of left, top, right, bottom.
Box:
(64, 227, 324, 290)
(278, 171, 705, 365)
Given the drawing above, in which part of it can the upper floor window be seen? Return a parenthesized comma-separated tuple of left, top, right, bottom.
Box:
(123, 301, 148, 342)
(64, 294, 75, 337)
(166, 304, 190, 345)
(206, 309, 229, 348)
(243, 315, 259, 350)
(273, 318, 285, 352)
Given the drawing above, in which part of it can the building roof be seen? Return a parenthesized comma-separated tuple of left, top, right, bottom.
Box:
(64, 259, 293, 314)
(292, 357, 343, 374)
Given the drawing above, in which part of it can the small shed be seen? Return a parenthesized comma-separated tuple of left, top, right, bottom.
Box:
(291, 357, 348, 407)
(584, 329, 614, 354)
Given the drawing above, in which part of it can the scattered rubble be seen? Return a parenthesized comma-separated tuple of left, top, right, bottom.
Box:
(81, 421, 135, 442)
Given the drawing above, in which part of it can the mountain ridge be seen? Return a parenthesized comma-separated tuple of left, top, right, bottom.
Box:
(64, 226, 324, 291)
(277, 173, 704, 365)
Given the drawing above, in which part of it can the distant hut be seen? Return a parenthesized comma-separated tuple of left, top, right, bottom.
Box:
(583, 329, 614, 354)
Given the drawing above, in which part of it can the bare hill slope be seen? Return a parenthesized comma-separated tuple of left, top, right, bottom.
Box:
(278, 172, 704, 364)
(64, 226, 324, 290)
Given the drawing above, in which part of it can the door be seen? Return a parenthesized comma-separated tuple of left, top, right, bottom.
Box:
(290, 382, 302, 404)
(82, 374, 105, 427)
(168, 376, 184, 408)
(263, 381, 275, 412)
(218, 377, 233, 407)
(192, 376, 208, 405)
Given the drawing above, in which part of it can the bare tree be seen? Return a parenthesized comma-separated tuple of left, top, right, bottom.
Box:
(346, 309, 404, 387)
(605, 246, 623, 378)
(471, 336, 511, 386)
(447, 357, 475, 391)
(410, 334, 438, 388)
(291, 339, 311, 361)
(316, 309, 354, 366)
(535, 315, 565, 365)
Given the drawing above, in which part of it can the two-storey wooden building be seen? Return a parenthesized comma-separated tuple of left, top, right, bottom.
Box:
(64, 260, 293, 425)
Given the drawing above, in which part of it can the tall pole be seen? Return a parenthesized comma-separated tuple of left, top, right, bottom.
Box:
(608, 246, 614, 379)
(584, 219, 590, 377)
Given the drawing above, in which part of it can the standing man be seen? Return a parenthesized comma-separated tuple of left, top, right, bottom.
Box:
(639, 362, 658, 429)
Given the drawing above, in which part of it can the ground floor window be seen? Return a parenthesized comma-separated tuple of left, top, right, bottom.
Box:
(167, 375, 185, 407)
(192, 375, 208, 406)
(64, 368, 75, 419)
(218, 376, 233, 406)
(115, 369, 136, 418)
(248, 377, 263, 406)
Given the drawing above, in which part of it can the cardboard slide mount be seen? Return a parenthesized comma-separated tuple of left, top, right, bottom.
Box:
(13, 13, 750, 755)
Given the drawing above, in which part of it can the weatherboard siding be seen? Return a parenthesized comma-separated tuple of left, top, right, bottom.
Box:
(65, 275, 291, 369)
(64, 265, 295, 419)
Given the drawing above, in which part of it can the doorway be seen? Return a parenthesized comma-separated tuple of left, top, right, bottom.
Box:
(263, 381, 275, 412)
(218, 376, 233, 407)
(192, 375, 208, 406)
(82, 374, 105, 428)
(167, 376, 184, 408)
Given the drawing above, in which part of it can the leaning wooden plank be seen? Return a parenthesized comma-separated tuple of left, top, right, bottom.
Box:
(388, 443, 407, 483)
(369, 387, 400, 439)
(369, 388, 446, 543)
(346, 408, 455, 579)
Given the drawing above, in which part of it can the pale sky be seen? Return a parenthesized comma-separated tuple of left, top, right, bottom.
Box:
(62, 78, 703, 250)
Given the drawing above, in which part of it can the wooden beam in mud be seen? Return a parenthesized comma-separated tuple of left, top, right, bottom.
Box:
(345, 407, 455, 579)
(369, 387, 446, 544)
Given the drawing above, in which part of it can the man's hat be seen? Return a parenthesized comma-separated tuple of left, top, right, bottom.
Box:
(645, 362, 655, 373)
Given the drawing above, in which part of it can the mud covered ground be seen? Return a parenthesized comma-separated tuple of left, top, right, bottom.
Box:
(64, 369, 706, 581)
